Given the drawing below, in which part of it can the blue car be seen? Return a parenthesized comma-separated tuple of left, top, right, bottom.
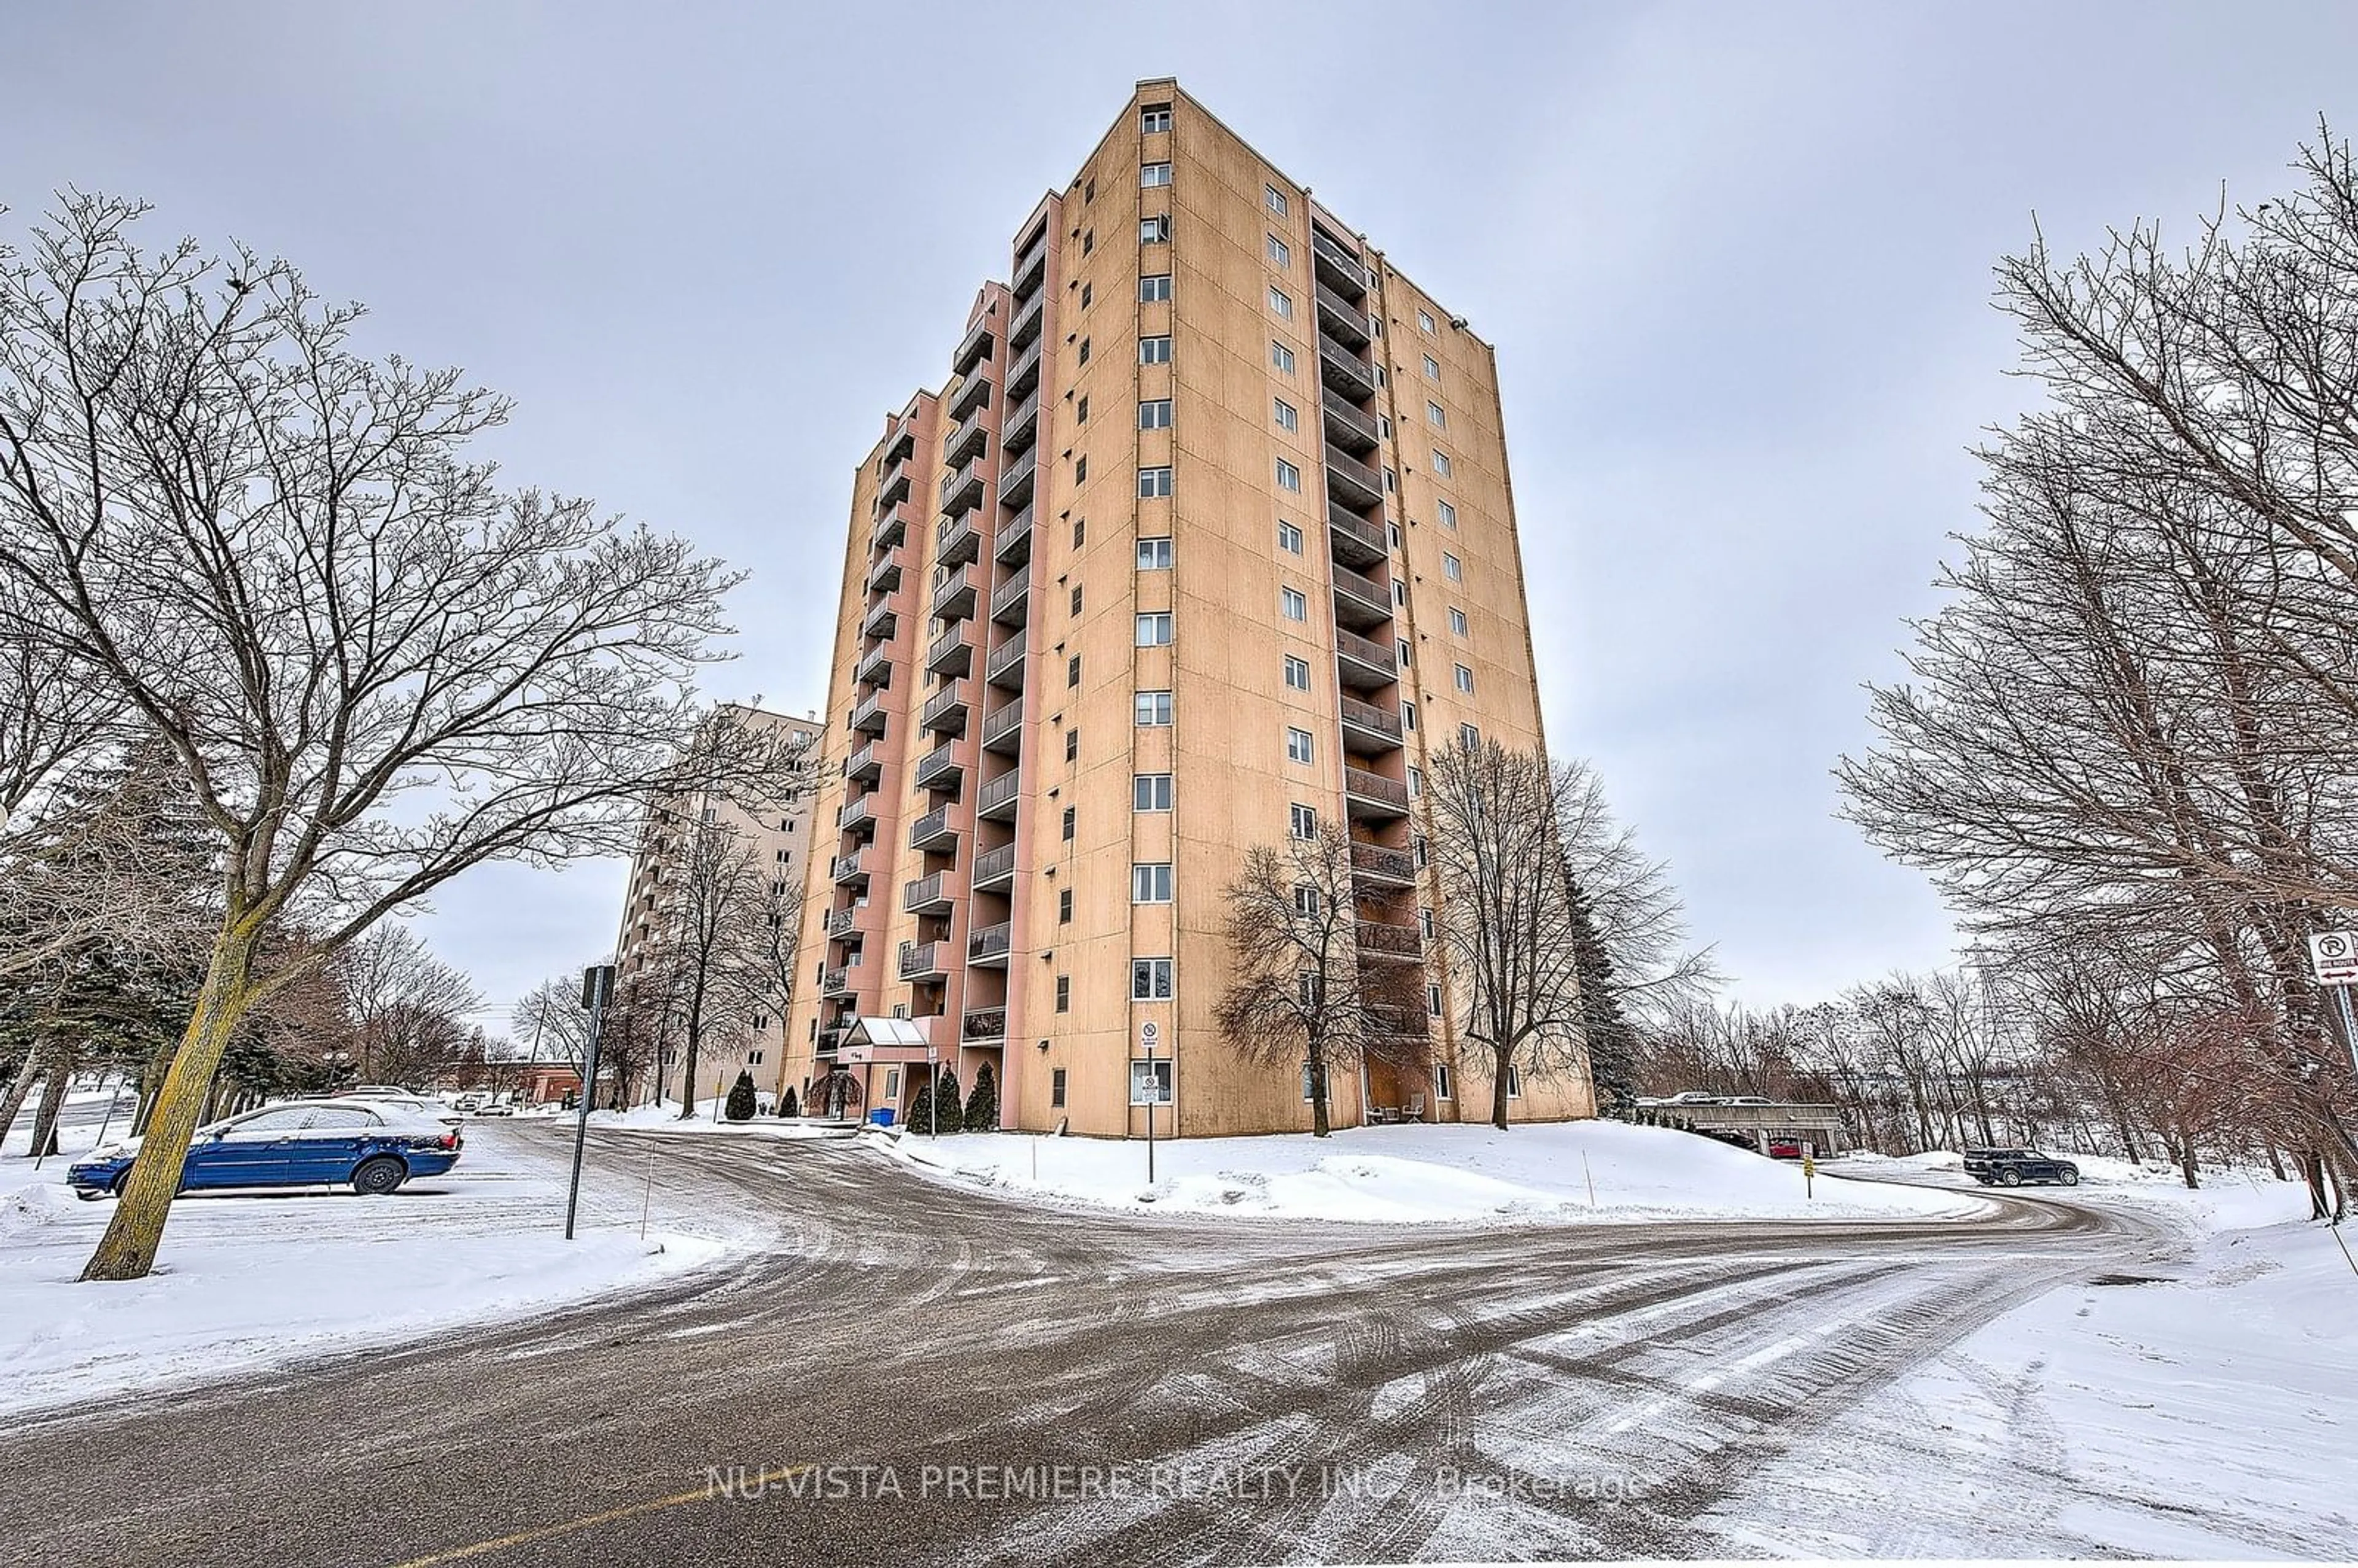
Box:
(68, 1101, 463, 1200)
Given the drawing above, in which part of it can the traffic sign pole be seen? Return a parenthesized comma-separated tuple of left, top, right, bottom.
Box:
(1140, 1020, 1161, 1186)
(2308, 933, 2358, 1077)
(564, 964, 615, 1241)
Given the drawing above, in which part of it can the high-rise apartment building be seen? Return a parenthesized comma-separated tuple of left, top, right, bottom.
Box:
(786, 80, 1591, 1137)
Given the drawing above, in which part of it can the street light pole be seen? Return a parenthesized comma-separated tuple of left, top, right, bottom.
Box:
(564, 964, 615, 1241)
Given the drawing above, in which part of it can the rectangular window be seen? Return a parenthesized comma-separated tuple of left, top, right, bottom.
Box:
(1433, 1062, 1452, 1101)
(1269, 285, 1293, 319)
(1135, 690, 1173, 726)
(1129, 1058, 1173, 1105)
(1275, 459, 1302, 492)
(1455, 663, 1476, 694)
(1083, 229, 1094, 256)
(1398, 637, 1412, 667)
(1274, 397, 1298, 432)
(1139, 273, 1172, 302)
(1141, 162, 1172, 188)
(1438, 498, 1457, 529)
(1051, 1067, 1068, 1108)
(1286, 727, 1313, 764)
(1079, 337, 1091, 366)
(1138, 398, 1173, 429)
(1427, 400, 1447, 429)
(1280, 586, 1307, 621)
(1062, 805, 1076, 840)
(1293, 883, 1321, 917)
(1141, 106, 1171, 134)
(1423, 353, 1441, 381)
(1459, 721, 1481, 748)
(1383, 467, 1397, 494)
(1138, 466, 1173, 498)
(1266, 233, 1290, 266)
(1449, 607, 1468, 636)
(1282, 653, 1311, 691)
(1134, 772, 1173, 811)
(1407, 765, 1423, 799)
(1433, 450, 1453, 478)
(1068, 653, 1082, 687)
(1131, 958, 1174, 1001)
(1506, 1063, 1522, 1098)
(1418, 308, 1436, 333)
(1140, 215, 1170, 244)
(1136, 611, 1173, 646)
(1277, 519, 1304, 554)
(1290, 802, 1317, 839)
(1393, 580, 1407, 607)
(1140, 335, 1172, 363)
(1265, 183, 1288, 215)
(1073, 518, 1086, 547)
(1418, 907, 1436, 939)
(1428, 982, 1444, 1015)
(1065, 727, 1080, 761)
(1132, 863, 1173, 903)
(1075, 455, 1088, 483)
(1272, 340, 1296, 375)
(1076, 395, 1089, 425)
(1059, 888, 1073, 923)
(1137, 537, 1172, 570)
(1056, 974, 1071, 1012)
(1443, 552, 1463, 581)
(1080, 281, 1092, 309)
(1071, 584, 1084, 615)
(1378, 414, 1393, 438)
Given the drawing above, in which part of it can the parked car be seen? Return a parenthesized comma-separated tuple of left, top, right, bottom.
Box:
(66, 1103, 462, 1200)
(453, 1094, 482, 1112)
(1963, 1146, 2080, 1187)
(338, 1093, 464, 1128)
(473, 1100, 515, 1117)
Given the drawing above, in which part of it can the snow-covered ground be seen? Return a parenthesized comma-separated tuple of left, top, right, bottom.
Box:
(890, 1118, 1991, 1225)
(1705, 1157, 2358, 1557)
(0, 1118, 753, 1421)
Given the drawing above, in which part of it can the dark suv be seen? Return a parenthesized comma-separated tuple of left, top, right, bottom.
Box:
(1963, 1147, 2080, 1187)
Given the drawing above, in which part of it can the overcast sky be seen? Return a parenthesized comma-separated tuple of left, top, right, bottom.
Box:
(7, 2, 2356, 1031)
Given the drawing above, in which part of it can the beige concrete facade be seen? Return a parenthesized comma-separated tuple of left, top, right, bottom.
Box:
(785, 81, 1593, 1136)
(615, 704, 823, 1111)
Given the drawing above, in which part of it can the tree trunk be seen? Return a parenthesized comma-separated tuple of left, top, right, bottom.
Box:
(82, 921, 263, 1283)
(0, 1049, 43, 1149)
(25, 1062, 71, 1159)
(1490, 1047, 1513, 1131)
(1308, 1044, 1331, 1138)
(2177, 1133, 2200, 1190)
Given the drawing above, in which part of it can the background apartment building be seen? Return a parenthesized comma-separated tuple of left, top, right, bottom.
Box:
(616, 703, 822, 1111)
(786, 80, 1591, 1137)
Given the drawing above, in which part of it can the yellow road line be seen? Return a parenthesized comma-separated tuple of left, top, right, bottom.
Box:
(386, 1467, 809, 1568)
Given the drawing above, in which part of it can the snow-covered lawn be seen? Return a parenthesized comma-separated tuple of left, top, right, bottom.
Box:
(0, 1121, 748, 1421)
(890, 1118, 1991, 1225)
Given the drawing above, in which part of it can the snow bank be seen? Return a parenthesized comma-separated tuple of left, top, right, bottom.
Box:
(891, 1119, 1988, 1225)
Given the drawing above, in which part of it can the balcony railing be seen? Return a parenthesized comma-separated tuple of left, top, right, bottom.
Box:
(1334, 627, 1399, 691)
(1008, 292, 1044, 350)
(870, 505, 909, 554)
(972, 840, 1016, 890)
(882, 422, 917, 467)
(904, 872, 951, 915)
(1356, 920, 1423, 960)
(860, 600, 898, 642)
(847, 692, 888, 735)
(962, 1007, 1007, 1041)
(854, 644, 892, 689)
(1345, 766, 1411, 818)
(985, 637, 1027, 690)
(1328, 501, 1387, 569)
(843, 740, 882, 782)
(939, 459, 986, 518)
(1317, 334, 1378, 402)
(1339, 695, 1404, 748)
(866, 548, 904, 594)
(926, 628, 973, 678)
(952, 317, 994, 378)
(981, 699, 1024, 755)
(1315, 282, 1372, 349)
(976, 767, 1021, 821)
(995, 505, 1035, 567)
(938, 512, 981, 568)
(829, 849, 868, 885)
(968, 921, 1012, 966)
(920, 681, 969, 735)
(1011, 238, 1047, 300)
(931, 562, 978, 621)
(989, 569, 1031, 626)
(1324, 445, 1384, 510)
(821, 967, 852, 997)
(1311, 228, 1370, 295)
(1321, 391, 1380, 453)
(1365, 1002, 1431, 1039)
(875, 468, 911, 515)
(1005, 340, 1042, 403)
(915, 743, 963, 792)
(836, 793, 876, 834)
(824, 905, 860, 938)
(949, 373, 992, 422)
(1331, 562, 1393, 630)
(1350, 840, 1417, 885)
(898, 941, 946, 980)
(909, 805, 957, 853)
(1002, 393, 1040, 457)
(941, 406, 988, 468)
(999, 448, 1037, 510)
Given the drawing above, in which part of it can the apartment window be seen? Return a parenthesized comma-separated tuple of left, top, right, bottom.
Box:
(1438, 498, 1457, 530)
(1433, 450, 1453, 478)
(1418, 308, 1436, 333)
(1132, 958, 1174, 1001)
(1393, 580, 1408, 607)
(1506, 1063, 1522, 1098)
(1139, 273, 1172, 302)
(1077, 395, 1090, 424)
(1266, 233, 1290, 266)
(1378, 414, 1393, 438)
(1129, 1058, 1173, 1106)
(1141, 162, 1172, 188)
(1067, 653, 1081, 687)
(1426, 400, 1447, 429)
(1137, 537, 1172, 570)
(1433, 1062, 1452, 1101)
(1413, 834, 1428, 867)
(1407, 764, 1423, 799)
(1083, 229, 1094, 256)
(1052, 1067, 1068, 1108)
(1059, 888, 1073, 923)
(1141, 105, 1171, 133)
(1449, 607, 1468, 636)
(1073, 518, 1086, 547)
(1138, 466, 1173, 498)
(1272, 340, 1296, 375)
(1423, 353, 1441, 381)
(1084, 179, 1095, 204)
(1081, 282, 1093, 309)
(1460, 721, 1481, 748)
(1138, 398, 1173, 429)
(1280, 586, 1307, 621)
(1065, 728, 1080, 762)
(1264, 183, 1288, 215)
(1140, 215, 1170, 243)
(1301, 1060, 1318, 1101)
(1274, 397, 1298, 432)
(1269, 285, 1293, 319)
(1443, 552, 1464, 581)
(1136, 611, 1173, 646)
(1398, 638, 1413, 667)
(1293, 883, 1321, 917)
(1062, 805, 1076, 841)
(1134, 772, 1173, 811)
(1286, 727, 1313, 764)
(1455, 664, 1476, 695)
(884, 1069, 900, 1099)
(1075, 456, 1088, 484)
(1275, 459, 1302, 493)
(1402, 701, 1417, 732)
(1132, 863, 1173, 903)
(1078, 338, 1091, 366)
(1139, 335, 1172, 363)
(1290, 802, 1318, 839)
(1389, 521, 1403, 549)
(1428, 982, 1444, 1015)
(1070, 584, 1084, 616)
(1136, 690, 1173, 726)
(1056, 974, 1071, 1012)
(1277, 519, 1304, 554)
(1419, 907, 1436, 939)
(1282, 653, 1311, 691)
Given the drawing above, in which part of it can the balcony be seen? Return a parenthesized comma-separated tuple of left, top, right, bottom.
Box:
(1002, 394, 1040, 457)
(967, 921, 1012, 968)
(995, 505, 1035, 568)
(1339, 695, 1404, 753)
(981, 699, 1024, 756)
(1325, 445, 1384, 511)
(999, 448, 1037, 511)
(860, 600, 898, 642)
(1331, 562, 1394, 631)
(931, 562, 979, 622)
(920, 681, 970, 736)
(962, 1007, 1008, 1042)
(871, 505, 909, 554)
(1005, 340, 1042, 402)
(898, 941, 947, 982)
(939, 459, 986, 518)
(843, 740, 883, 783)
(1356, 920, 1423, 962)
(952, 317, 994, 378)
(909, 805, 957, 853)
(990, 569, 1031, 627)
(972, 840, 1016, 892)
(1317, 334, 1379, 402)
(942, 406, 989, 468)
(904, 872, 952, 916)
(926, 627, 973, 678)
(1334, 627, 1399, 691)
(836, 793, 876, 837)
(1008, 292, 1044, 351)
(882, 423, 917, 467)
(915, 743, 963, 793)
(829, 849, 868, 886)
(1345, 766, 1411, 820)
(855, 644, 893, 690)
(1312, 228, 1371, 297)
(876, 467, 912, 514)
(1365, 1002, 1431, 1041)
(985, 636, 1027, 691)
(1328, 500, 1388, 570)
(866, 548, 904, 595)
(1011, 238, 1046, 300)
(847, 692, 888, 735)
(821, 967, 852, 998)
(949, 372, 992, 423)
(1321, 391, 1380, 455)
(938, 512, 981, 568)
(976, 767, 1021, 822)
(1315, 283, 1372, 349)
(1350, 840, 1417, 887)
(824, 905, 861, 939)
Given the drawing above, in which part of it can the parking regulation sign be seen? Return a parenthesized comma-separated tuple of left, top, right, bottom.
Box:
(2308, 931, 2358, 986)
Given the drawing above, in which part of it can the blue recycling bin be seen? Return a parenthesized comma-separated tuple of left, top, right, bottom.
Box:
(869, 1108, 896, 1127)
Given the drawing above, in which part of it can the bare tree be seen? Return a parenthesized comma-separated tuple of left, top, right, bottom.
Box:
(0, 195, 804, 1281)
(331, 925, 483, 1086)
(658, 817, 766, 1116)
(1554, 756, 1720, 1027)
(1423, 739, 1591, 1130)
(725, 853, 804, 1109)
(1215, 823, 1419, 1136)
